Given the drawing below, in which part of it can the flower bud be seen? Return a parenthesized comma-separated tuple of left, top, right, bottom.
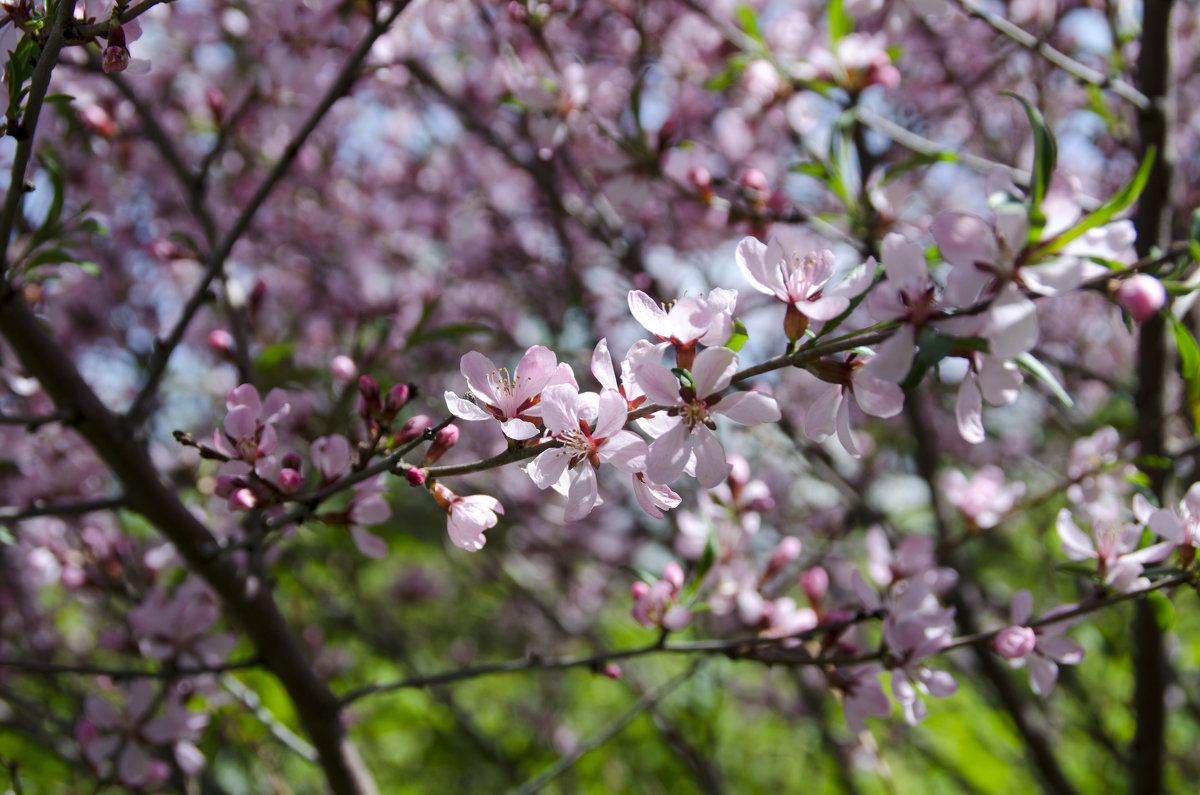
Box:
(993, 625, 1036, 660)
(601, 663, 622, 679)
(358, 375, 381, 419)
(1115, 274, 1166, 322)
(102, 22, 129, 74)
(382, 383, 413, 422)
(330, 355, 357, 382)
(394, 414, 433, 445)
(801, 566, 829, 605)
(208, 329, 235, 359)
(278, 468, 304, 494)
(763, 536, 802, 581)
(740, 168, 769, 195)
(422, 425, 459, 465)
(405, 467, 427, 487)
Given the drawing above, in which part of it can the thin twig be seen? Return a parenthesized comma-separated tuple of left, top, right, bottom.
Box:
(126, 1, 413, 426)
(0, 656, 261, 679)
(950, 0, 1150, 111)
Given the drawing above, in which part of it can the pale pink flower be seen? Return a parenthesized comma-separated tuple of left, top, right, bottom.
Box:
(1146, 483, 1200, 548)
(994, 590, 1085, 696)
(590, 337, 668, 411)
(128, 580, 236, 666)
(635, 346, 781, 487)
(832, 664, 892, 733)
(1056, 508, 1174, 592)
(631, 472, 681, 519)
(432, 482, 503, 551)
(631, 562, 692, 630)
(311, 434, 352, 481)
(212, 384, 290, 468)
(525, 385, 648, 521)
(627, 288, 737, 367)
(444, 345, 573, 440)
(942, 465, 1025, 529)
(735, 236, 871, 335)
(804, 356, 904, 457)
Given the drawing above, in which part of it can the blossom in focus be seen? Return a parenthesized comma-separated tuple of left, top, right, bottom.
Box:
(735, 235, 871, 341)
(635, 346, 781, 487)
(444, 345, 574, 440)
(628, 288, 737, 368)
(804, 355, 904, 457)
(525, 385, 648, 521)
(432, 481, 503, 551)
(993, 590, 1085, 696)
(212, 384, 290, 468)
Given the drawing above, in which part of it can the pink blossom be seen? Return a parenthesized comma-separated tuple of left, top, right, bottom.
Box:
(1056, 508, 1174, 592)
(311, 434, 352, 481)
(803, 356, 904, 457)
(444, 345, 573, 440)
(432, 482, 503, 551)
(631, 562, 692, 630)
(526, 385, 648, 520)
(212, 384, 290, 468)
(635, 346, 781, 487)
(1146, 483, 1200, 548)
(941, 465, 1025, 529)
(735, 236, 872, 341)
(994, 590, 1085, 696)
(627, 288, 737, 368)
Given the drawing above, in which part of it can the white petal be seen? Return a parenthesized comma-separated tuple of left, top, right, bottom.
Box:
(444, 390, 491, 422)
(955, 374, 985, 444)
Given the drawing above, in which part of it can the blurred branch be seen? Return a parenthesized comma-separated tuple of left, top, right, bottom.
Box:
(0, 0, 73, 276)
(0, 408, 74, 427)
(508, 661, 704, 795)
(126, 0, 413, 427)
(950, 0, 1150, 112)
(0, 496, 126, 523)
(0, 656, 261, 679)
(67, 0, 177, 41)
(1130, 0, 1175, 791)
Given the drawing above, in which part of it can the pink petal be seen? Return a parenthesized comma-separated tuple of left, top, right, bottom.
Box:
(1010, 589, 1033, 625)
(735, 236, 780, 297)
(628, 290, 669, 337)
(350, 526, 388, 559)
(444, 390, 492, 422)
(691, 425, 731, 488)
(955, 375, 985, 445)
(646, 422, 692, 485)
(931, 212, 999, 268)
(1055, 510, 1096, 561)
(714, 391, 780, 425)
(690, 346, 738, 396)
(634, 362, 685, 407)
(563, 466, 600, 521)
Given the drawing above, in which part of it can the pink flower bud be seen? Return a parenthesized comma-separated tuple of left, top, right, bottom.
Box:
(208, 329, 234, 358)
(358, 375, 381, 418)
(395, 414, 433, 445)
(1115, 274, 1166, 322)
(801, 566, 829, 605)
(601, 663, 622, 679)
(764, 536, 802, 581)
(382, 383, 412, 420)
(231, 488, 257, 511)
(206, 88, 225, 120)
(405, 467, 427, 487)
(993, 625, 1037, 660)
(688, 167, 713, 193)
(631, 581, 649, 599)
(422, 425, 459, 465)
(330, 355, 357, 382)
(740, 168, 769, 195)
(278, 468, 303, 493)
(102, 22, 129, 74)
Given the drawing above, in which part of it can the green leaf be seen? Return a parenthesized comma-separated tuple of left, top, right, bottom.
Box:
(1031, 147, 1155, 259)
(734, 4, 763, 44)
(1146, 591, 1175, 632)
(1171, 315, 1200, 379)
(0, 527, 14, 545)
(256, 342, 294, 370)
(1133, 454, 1172, 472)
(791, 161, 830, 179)
(725, 318, 748, 352)
(827, 0, 854, 41)
(1001, 91, 1056, 230)
(43, 93, 75, 105)
(77, 260, 101, 278)
(1015, 352, 1074, 408)
(684, 533, 718, 602)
